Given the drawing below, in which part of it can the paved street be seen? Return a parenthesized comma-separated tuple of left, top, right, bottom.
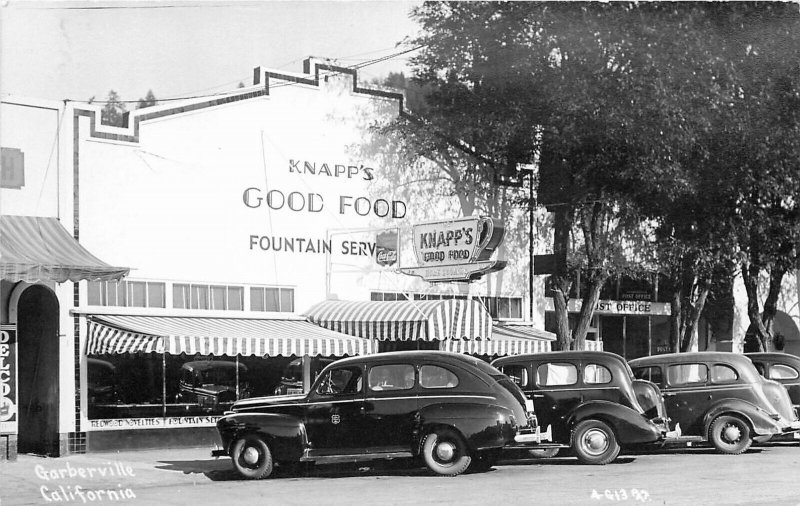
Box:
(2, 442, 800, 506)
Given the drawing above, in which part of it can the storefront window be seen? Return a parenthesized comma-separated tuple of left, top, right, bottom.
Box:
(87, 354, 163, 420)
(87, 353, 303, 420)
(173, 283, 246, 311)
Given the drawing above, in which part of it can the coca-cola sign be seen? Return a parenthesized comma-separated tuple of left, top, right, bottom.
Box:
(375, 229, 398, 267)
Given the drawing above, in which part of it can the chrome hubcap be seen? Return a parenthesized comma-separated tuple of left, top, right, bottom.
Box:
(436, 441, 456, 461)
(243, 446, 260, 465)
(723, 425, 741, 443)
(584, 429, 609, 455)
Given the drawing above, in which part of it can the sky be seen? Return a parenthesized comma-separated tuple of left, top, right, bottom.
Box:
(0, 0, 422, 106)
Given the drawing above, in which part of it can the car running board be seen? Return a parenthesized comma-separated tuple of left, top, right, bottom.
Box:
(301, 451, 414, 464)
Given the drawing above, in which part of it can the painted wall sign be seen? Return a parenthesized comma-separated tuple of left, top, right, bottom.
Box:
(86, 415, 221, 431)
(0, 325, 18, 434)
(400, 217, 506, 282)
(544, 298, 671, 316)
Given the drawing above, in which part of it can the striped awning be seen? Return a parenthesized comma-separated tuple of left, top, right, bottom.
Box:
(0, 215, 129, 282)
(303, 299, 492, 341)
(492, 324, 556, 342)
(86, 315, 375, 357)
(440, 338, 552, 356)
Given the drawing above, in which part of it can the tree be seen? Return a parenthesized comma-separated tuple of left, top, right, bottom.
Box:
(136, 89, 158, 109)
(100, 90, 127, 127)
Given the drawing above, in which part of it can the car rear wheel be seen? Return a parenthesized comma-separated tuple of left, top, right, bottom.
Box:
(231, 434, 274, 479)
(421, 428, 472, 476)
(709, 415, 752, 455)
(572, 419, 620, 465)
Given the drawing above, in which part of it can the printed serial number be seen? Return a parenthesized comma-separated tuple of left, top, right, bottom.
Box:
(591, 489, 651, 502)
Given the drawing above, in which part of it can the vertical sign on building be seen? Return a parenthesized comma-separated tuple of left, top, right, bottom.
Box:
(0, 325, 18, 434)
(375, 229, 399, 267)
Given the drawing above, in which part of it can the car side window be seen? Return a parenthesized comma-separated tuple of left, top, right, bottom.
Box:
(420, 365, 459, 389)
(499, 364, 528, 388)
(667, 364, 708, 386)
(632, 366, 663, 386)
(584, 364, 612, 384)
(771, 364, 800, 380)
(316, 367, 363, 396)
(710, 364, 738, 383)
(536, 363, 578, 386)
(369, 364, 415, 391)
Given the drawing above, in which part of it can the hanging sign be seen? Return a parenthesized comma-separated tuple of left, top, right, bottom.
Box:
(399, 216, 506, 282)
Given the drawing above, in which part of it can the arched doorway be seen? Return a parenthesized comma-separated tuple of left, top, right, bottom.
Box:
(16, 284, 60, 456)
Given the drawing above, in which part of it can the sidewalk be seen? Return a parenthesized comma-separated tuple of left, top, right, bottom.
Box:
(0, 447, 231, 506)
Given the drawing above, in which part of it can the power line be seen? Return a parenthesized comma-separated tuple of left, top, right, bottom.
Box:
(69, 45, 424, 105)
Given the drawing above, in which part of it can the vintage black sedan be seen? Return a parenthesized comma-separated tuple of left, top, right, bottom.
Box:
(213, 351, 544, 479)
(630, 352, 800, 454)
(493, 351, 672, 465)
(745, 352, 800, 411)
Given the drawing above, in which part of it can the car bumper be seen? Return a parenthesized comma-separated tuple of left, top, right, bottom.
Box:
(512, 424, 553, 445)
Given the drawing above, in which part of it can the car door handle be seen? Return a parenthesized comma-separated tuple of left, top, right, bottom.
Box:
(532, 394, 545, 398)
(663, 392, 676, 397)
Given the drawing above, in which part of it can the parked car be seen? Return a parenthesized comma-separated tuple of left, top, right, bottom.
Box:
(176, 360, 250, 412)
(492, 351, 673, 465)
(745, 352, 800, 411)
(273, 357, 335, 396)
(630, 352, 800, 454)
(87, 358, 120, 404)
(213, 351, 547, 479)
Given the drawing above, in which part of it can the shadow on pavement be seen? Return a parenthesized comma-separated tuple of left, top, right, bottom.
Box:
(154, 457, 434, 481)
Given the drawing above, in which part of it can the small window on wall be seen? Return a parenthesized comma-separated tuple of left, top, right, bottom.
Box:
(87, 280, 166, 308)
(478, 296, 524, 320)
(250, 287, 294, 312)
(173, 283, 245, 311)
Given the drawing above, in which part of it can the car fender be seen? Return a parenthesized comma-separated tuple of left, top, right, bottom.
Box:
(701, 399, 782, 437)
(217, 412, 306, 461)
(566, 400, 662, 445)
(417, 402, 517, 451)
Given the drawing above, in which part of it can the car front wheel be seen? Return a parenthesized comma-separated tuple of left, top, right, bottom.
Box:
(231, 434, 274, 479)
(572, 419, 620, 465)
(709, 415, 752, 455)
(421, 428, 472, 476)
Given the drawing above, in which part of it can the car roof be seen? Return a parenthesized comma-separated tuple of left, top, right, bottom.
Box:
(182, 360, 246, 371)
(493, 350, 626, 366)
(745, 352, 800, 365)
(327, 351, 499, 373)
(629, 352, 756, 369)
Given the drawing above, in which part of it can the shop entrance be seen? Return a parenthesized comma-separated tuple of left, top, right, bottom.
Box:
(599, 315, 651, 360)
(16, 284, 60, 456)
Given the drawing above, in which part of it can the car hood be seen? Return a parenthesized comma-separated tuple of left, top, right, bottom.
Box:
(230, 394, 307, 411)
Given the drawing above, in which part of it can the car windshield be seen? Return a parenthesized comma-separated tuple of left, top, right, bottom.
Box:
(201, 367, 239, 386)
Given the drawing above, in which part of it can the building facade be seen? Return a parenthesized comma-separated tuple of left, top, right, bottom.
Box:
(0, 60, 554, 459)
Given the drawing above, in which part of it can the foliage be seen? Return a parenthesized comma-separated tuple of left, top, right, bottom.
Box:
(100, 90, 127, 127)
(136, 89, 158, 109)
